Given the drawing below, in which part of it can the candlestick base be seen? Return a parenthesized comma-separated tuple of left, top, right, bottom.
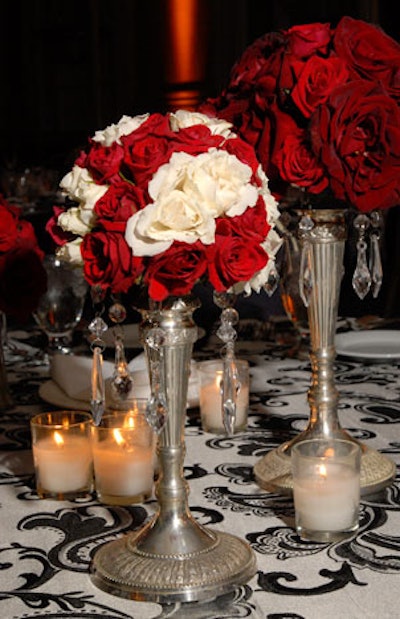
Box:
(254, 442, 396, 496)
(90, 526, 256, 603)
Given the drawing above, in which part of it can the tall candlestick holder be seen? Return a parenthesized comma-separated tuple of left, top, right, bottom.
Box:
(90, 298, 256, 602)
(254, 209, 395, 496)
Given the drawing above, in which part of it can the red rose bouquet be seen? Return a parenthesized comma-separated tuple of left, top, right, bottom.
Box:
(199, 16, 400, 213)
(0, 195, 47, 322)
(46, 110, 281, 303)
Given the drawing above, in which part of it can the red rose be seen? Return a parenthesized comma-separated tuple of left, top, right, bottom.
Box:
(45, 206, 76, 247)
(222, 137, 261, 177)
(16, 219, 44, 259)
(334, 16, 400, 101)
(311, 80, 400, 212)
(0, 202, 19, 252)
(286, 22, 332, 59)
(171, 124, 224, 155)
(121, 113, 175, 185)
(85, 140, 124, 184)
(81, 230, 143, 293)
(219, 198, 270, 243)
(144, 241, 208, 301)
(94, 181, 147, 224)
(0, 249, 47, 322)
(207, 232, 268, 291)
(229, 31, 285, 91)
(272, 110, 328, 194)
(291, 55, 349, 118)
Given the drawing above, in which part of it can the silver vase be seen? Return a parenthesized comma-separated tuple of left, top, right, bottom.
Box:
(90, 298, 256, 602)
(254, 209, 396, 496)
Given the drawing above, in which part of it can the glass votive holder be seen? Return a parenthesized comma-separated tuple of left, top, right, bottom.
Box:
(91, 401, 156, 505)
(292, 438, 361, 543)
(198, 359, 249, 434)
(30, 411, 93, 500)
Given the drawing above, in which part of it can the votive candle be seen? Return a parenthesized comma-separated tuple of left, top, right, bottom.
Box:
(30, 411, 93, 499)
(91, 407, 155, 505)
(292, 439, 361, 542)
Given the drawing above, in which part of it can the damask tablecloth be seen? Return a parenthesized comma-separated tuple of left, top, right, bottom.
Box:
(1, 329, 400, 619)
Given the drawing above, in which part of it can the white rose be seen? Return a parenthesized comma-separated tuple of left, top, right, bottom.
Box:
(257, 165, 280, 224)
(58, 207, 96, 236)
(56, 239, 84, 265)
(169, 110, 234, 139)
(125, 191, 216, 257)
(125, 148, 259, 257)
(91, 113, 150, 146)
(150, 150, 257, 217)
(60, 165, 108, 211)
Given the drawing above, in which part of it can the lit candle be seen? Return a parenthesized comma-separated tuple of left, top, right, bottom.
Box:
(91, 411, 155, 504)
(292, 440, 361, 541)
(30, 411, 93, 498)
(198, 360, 249, 433)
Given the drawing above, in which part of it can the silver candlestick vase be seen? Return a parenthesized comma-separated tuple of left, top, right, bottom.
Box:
(254, 209, 395, 496)
(90, 297, 256, 602)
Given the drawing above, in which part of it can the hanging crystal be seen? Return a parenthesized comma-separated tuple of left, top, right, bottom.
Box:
(145, 327, 169, 433)
(216, 306, 241, 435)
(298, 214, 314, 307)
(88, 315, 108, 425)
(263, 263, 280, 297)
(110, 328, 134, 400)
(108, 302, 133, 401)
(352, 213, 371, 299)
(369, 211, 383, 299)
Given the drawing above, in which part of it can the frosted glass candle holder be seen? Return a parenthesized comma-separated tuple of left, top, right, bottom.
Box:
(198, 359, 249, 434)
(91, 402, 156, 505)
(30, 411, 93, 500)
(292, 439, 361, 542)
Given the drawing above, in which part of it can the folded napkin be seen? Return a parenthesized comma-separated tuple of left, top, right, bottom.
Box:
(50, 353, 199, 407)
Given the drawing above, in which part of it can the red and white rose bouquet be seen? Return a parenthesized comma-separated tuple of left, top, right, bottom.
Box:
(199, 16, 400, 213)
(0, 196, 46, 322)
(46, 110, 281, 302)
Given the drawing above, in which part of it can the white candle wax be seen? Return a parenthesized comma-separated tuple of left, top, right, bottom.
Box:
(293, 462, 359, 531)
(92, 442, 154, 497)
(200, 373, 249, 432)
(33, 435, 92, 494)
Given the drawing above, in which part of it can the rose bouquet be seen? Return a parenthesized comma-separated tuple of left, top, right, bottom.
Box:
(199, 16, 400, 214)
(46, 110, 281, 304)
(0, 196, 46, 322)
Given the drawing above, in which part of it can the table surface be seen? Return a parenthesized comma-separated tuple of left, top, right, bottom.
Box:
(1, 322, 400, 619)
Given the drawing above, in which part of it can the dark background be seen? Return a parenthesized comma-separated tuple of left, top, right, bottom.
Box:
(0, 0, 395, 174)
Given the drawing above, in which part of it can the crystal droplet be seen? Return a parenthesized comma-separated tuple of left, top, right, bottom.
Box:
(352, 239, 371, 300)
(263, 265, 280, 297)
(145, 395, 168, 434)
(299, 242, 312, 307)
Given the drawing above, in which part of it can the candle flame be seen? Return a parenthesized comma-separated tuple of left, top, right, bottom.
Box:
(53, 431, 64, 447)
(324, 447, 335, 458)
(318, 463, 327, 478)
(113, 428, 125, 447)
(123, 414, 136, 430)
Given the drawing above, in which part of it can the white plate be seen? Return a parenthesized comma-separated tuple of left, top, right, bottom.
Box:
(39, 380, 92, 411)
(39, 370, 200, 411)
(335, 330, 400, 361)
